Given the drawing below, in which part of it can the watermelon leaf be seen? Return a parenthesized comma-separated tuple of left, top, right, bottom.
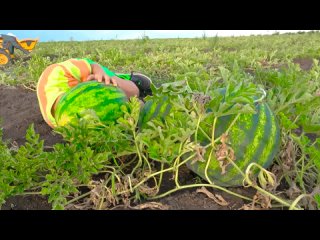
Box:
(207, 82, 259, 118)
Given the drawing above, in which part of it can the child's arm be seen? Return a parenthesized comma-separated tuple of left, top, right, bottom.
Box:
(81, 58, 118, 86)
(81, 59, 139, 99)
(87, 63, 118, 86)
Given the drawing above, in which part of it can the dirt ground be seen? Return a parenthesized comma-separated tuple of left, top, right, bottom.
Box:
(0, 58, 315, 210)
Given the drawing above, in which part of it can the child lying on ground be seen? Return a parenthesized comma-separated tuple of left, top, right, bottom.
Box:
(36, 58, 152, 128)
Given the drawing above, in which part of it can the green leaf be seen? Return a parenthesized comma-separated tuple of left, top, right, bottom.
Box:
(278, 112, 299, 130)
(314, 194, 320, 210)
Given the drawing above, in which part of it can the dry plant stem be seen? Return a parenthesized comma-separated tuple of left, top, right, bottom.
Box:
(148, 150, 252, 202)
(100, 170, 122, 182)
(204, 117, 218, 184)
(142, 154, 159, 188)
(158, 162, 165, 188)
(214, 113, 241, 144)
(195, 116, 202, 143)
(198, 126, 212, 141)
(152, 156, 252, 202)
(116, 157, 138, 174)
(142, 154, 153, 174)
(296, 154, 307, 192)
(228, 157, 298, 206)
(18, 191, 41, 195)
(150, 183, 252, 201)
(227, 160, 302, 210)
(289, 194, 309, 210)
(70, 149, 195, 206)
(252, 186, 303, 210)
(204, 113, 241, 148)
(66, 192, 91, 205)
(227, 157, 246, 178)
(117, 153, 197, 196)
(27, 183, 47, 190)
(22, 84, 36, 91)
(127, 175, 134, 192)
(174, 158, 181, 187)
(211, 117, 217, 147)
(204, 148, 215, 184)
(173, 142, 185, 187)
(244, 163, 303, 210)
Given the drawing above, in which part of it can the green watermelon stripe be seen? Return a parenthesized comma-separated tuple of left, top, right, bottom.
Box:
(145, 100, 158, 121)
(100, 97, 127, 106)
(223, 108, 261, 182)
(150, 101, 163, 121)
(157, 103, 168, 118)
(57, 84, 104, 117)
(249, 103, 272, 164)
(55, 81, 127, 126)
(218, 105, 262, 182)
(158, 99, 170, 118)
(233, 108, 260, 161)
(191, 146, 220, 182)
(220, 103, 268, 182)
(138, 100, 153, 127)
(162, 104, 172, 120)
(220, 114, 271, 185)
(238, 104, 269, 168)
(59, 84, 123, 116)
(257, 106, 280, 168)
(188, 104, 261, 185)
(148, 97, 169, 121)
(91, 96, 126, 120)
(214, 114, 236, 137)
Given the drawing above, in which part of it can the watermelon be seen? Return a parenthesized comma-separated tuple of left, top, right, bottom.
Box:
(55, 81, 128, 127)
(187, 101, 281, 187)
(138, 88, 280, 187)
(138, 95, 172, 128)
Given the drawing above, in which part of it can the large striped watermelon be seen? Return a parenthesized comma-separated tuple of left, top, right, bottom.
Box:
(138, 88, 280, 187)
(55, 81, 128, 127)
(187, 101, 281, 187)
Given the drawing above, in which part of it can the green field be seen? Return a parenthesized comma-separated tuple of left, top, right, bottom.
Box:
(0, 31, 319, 210)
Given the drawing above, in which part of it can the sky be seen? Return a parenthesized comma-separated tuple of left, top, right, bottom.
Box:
(0, 30, 314, 42)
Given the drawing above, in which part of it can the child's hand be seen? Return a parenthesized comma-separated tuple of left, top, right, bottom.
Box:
(87, 64, 117, 86)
